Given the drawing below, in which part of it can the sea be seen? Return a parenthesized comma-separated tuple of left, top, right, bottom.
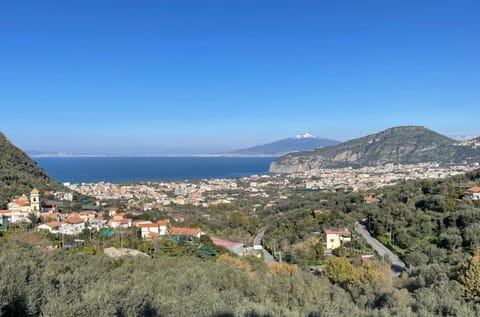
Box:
(33, 157, 276, 184)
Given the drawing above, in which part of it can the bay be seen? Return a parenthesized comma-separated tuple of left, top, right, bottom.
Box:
(33, 157, 276, 183)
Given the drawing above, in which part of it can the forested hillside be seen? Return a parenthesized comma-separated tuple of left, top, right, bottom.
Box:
(0, 132, 66, 207)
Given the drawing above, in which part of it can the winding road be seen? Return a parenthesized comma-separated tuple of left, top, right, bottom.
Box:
(253, 230, 277, 265)
(255, 223, 406, 271)
(355, 221, 407, 275)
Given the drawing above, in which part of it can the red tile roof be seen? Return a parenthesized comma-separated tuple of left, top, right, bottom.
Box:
(469, 186, 480, 193)
(46, 221, 62, 228)
(138, 223, 158, 228)
(324, 228, 350, 236)
(13, 200, 30, 207)
(66, 217, 84, 224)
(170, 227, 201, 236)
(157, 220, 169, 226)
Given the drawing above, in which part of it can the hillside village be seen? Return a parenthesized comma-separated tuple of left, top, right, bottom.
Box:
(2, 160, 480, 260)
(0, 187, 346, 258)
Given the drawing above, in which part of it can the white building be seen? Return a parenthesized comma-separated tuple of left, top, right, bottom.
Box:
(138, 220, 169, 239)
(325, 228, 351, 250)
(7, 188, 41, 218)
(61, 217, 86, 235)
(465, 186, 480, 201)
(38, 221, 62, 234)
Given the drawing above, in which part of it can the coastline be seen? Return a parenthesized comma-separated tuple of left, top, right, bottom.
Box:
(33, 156, 276, 184)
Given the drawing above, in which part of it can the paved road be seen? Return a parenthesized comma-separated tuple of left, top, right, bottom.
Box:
(253, 230, 277, 265)
(355, 222, 407, 275)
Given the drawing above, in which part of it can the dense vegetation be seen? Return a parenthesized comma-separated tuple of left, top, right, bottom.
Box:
(256, 169, 480, 316)
(3, 235, 480, 316)
(0, 132, 67, 208)
(0, 239, 375, 317)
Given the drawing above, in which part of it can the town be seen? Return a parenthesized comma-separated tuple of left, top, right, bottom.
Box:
(68, 161, 479, 210)
(1, 161, 479, 260)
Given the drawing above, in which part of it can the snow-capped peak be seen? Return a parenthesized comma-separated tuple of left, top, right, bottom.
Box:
(295, 133, 316, 139)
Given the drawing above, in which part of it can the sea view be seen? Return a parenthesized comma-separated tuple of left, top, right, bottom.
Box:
(3, 1, 480, 316)
(33, 157, 276, 183)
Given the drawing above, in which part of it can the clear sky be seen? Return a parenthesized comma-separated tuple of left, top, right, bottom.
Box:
(1, 0, 479, 154)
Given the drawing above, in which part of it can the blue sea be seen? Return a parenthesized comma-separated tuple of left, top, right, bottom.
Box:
(34, 157, 276, 183)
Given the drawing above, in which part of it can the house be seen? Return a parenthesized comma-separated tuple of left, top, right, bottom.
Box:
(169, 227, 203, 238)
(109, 218, 132, 229)
(138, 220, 170, 239)
(63, 217, 86, 234)
(324, 228, 351, 250)
(79, 211, 97, 222)
(38, 221, 62, 234)
(465, 186, 480, 201)
(90, 217, 108, 230)
(109, 212, 132, 229)
(108, 207, 119, 217)
(0, 209, 31, 224)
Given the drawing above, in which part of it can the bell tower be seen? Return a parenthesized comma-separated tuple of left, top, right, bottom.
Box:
(30, 188, 40, 215)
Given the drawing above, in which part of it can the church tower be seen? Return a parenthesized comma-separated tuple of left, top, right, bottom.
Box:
(30, 188, 40, 215)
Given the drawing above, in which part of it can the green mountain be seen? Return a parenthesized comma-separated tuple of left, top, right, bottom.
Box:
(0, 132, 66, 207)
(270, 126, 480, 173)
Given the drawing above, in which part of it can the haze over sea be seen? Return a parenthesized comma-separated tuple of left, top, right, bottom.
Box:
(34, 157, 275, 184)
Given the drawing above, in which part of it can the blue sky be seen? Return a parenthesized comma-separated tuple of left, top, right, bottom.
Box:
(1, 0, 479, 154)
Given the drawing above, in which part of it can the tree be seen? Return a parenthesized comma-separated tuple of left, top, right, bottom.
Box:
(460, 249, 480, 301)
(324, 257, 359, 287)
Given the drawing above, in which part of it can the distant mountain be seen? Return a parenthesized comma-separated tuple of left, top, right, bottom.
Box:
(270, 126, 480, 173)
(227, 133, 341, 156)
(26, 150, 115, 158)
(0, 132, 67, 207)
